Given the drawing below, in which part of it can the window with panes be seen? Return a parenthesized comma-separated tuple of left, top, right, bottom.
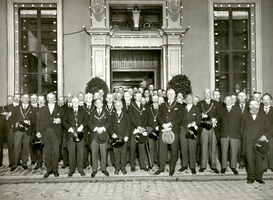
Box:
(15, 3, 57, 95)
(214, 3, 256, 99)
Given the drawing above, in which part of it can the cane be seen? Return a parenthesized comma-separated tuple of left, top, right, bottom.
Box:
(145, 140, 153, 169)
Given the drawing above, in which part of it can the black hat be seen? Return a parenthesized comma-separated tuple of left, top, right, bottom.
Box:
(69, 127, 84, 143)
(112, 137, 125, 148)
(32, 138, 44, 149)
(201, 116, 212, 130)
(0, 106, 8, 115)
(17, 121, 30, 132)
(253, 140, 269, 157)
(186, 127, 198, 140)
(134, 133, 148, 144)
(95, 131, 109, 144)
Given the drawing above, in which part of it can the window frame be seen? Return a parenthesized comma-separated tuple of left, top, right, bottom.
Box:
(7, 0, 63, 95)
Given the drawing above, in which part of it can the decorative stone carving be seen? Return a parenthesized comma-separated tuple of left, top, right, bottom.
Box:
(168, 2, 181, 22)
(91, 0, 104, 22)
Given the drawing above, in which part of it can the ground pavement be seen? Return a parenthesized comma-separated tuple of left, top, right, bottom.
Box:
(0, 149, 273, 200)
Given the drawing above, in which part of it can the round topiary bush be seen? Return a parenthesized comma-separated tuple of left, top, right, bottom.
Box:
(85, 77, 109, 94)
(167, 74, 192, 97)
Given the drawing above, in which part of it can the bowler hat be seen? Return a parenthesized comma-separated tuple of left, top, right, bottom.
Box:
(253, 140, 269, 157)
(0, 106, 8, 115)
(112, 137, 125, 148)
(32, 138, 44, 149)
(69, 128, 84, 143)
(201, 116, 212, 130)
(17, 121, 30, 132)
(134, 133, 148, 144)
(162, 130, 175, 144)
(186, 127, 198, 140)
(95, 131, 109, 144)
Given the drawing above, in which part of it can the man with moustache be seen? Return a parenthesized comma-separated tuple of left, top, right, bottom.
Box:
(154, 89, 184, 176)
(123, 92, 132, 113)
(219, 96, 242, 175)
(146, 95, 160, 167)
(262, 93, 273, 172)
(36, 93, 64, 178)
(128, 92, 149, 172)
(29, 94, 38, 165)
(197, 88, 221, 174)
(6, 94, 20, 167)
(88, 98, 111, 178)
(179, 94, 201, 174)
(32, 95, 46, 170)
(110, 101, 130, 175)
(241, 100, 273, 184)
(82, 93, 95, 168)
(9, 94, 34, 171)
(63, 98, 89, 177)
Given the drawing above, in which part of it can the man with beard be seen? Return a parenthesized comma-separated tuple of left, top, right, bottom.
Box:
(241, 100, 273, 184)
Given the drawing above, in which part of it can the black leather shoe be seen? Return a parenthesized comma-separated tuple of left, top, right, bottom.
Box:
(199, 168, 205, 172)
(221, 168, 226, 174)
(247, 179, 254, 184)
(18, 162, 22, 166)
(154, 169, 162, 175)
(54, 172, 59, 177)
(34, 165, 41, 170)
(91, 171, 97, 178)
(22, 166, 28, 170)
(68, 172, 73, 177)
(231, 168, 238, 175)
(191, 168, 196, 175)
(9, 164, 12, 168)
(178, 167, 188, 172)
(31, 161, 36, 165)
(61, 165, 68, 169)
(239, 165, 245, 169)
(80, 172, 86, 176)
(169, 170, 174, 176)
(131, 168, 135, 172)
(114, 169, 120, 175)
(256, 179, 265, 184)
(10, 167, 16, 172)
(43, 172, 50, 179)
(121, 169, 127, 175)
(102, 171, 109, 177)
(141, 167, 149, 172)
(212, 168, 219, 174)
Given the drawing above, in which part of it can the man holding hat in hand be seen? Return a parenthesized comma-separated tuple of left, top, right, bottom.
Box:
(110, 100, 130, 175)
(241, 100, 273, 184)
(88, 98, 111, 178)
(155, 88, 183, 176)
(63, 98, 89, 177)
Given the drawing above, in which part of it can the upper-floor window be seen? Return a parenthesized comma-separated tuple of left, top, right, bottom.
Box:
(214, 3, 256, 98)
(15, 3, 58, 95)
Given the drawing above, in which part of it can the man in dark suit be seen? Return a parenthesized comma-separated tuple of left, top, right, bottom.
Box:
(234, 91, 249, 169)
(63, 98, 89, 177)
(6, 94, 20, 167)
(179, 94, 201, 174)
(155, 89, 184, 176)
(29, 94, 38, 165)
(82, 93, 95, 168)
(0, 106, 8, 166)
(262, 93, 273, 171)
(122, 91, 132, 113)
(241, 100, 273, 184)
(110, 100, 130, 175)
(144, 89, 153, 105)
(128, 92, 149, 172)
(31, 95, 46, 170)
(146, 95, 160, 167)
(88, 98, 111, 178)
(219, 96, 242, 175)
(36, 93, 64, 178)
(9, 94, 35, 171)
(197, 88, 221, 174)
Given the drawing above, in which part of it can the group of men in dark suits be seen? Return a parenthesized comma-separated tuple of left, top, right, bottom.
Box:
(0, 86, 272, 184)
